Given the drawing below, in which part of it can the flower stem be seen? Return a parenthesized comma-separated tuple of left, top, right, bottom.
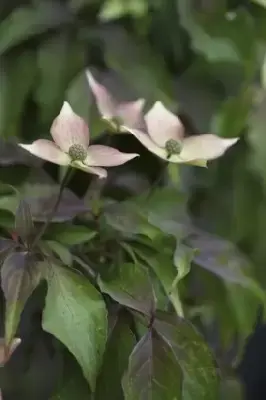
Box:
(31, 167, 73, 249)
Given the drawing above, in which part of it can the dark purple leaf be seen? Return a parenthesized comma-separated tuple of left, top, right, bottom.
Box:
(20, 169, 89, 222)
(187, 228, 255, 284)
(122, 329, 182, 400)
(1, 251, 42, 346)
(0, 239, 15, 264)
(15, 200, 34, 246)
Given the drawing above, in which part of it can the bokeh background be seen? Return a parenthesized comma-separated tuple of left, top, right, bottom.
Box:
(1, 0, 266, 399)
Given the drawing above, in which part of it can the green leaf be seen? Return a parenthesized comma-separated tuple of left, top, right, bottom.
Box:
(220, 377, 244, 400)
(211, 88, 253, 138)
(0, 195, 18, 214)
(189, 230, 266, 304)
(99, 0, 148, 21)
(43, 241, 73, 267)
(248, 94, 266, 186)
(0, 239, 15, 265)
(103, 200, 159, 240)
(0, 3, 72, 55)
(95, 314, 136, 400)
(47, 224, 97, 246)
(67, 71, 106, 139)
(171, 243, 194, 290)
(15, 200, 34, 246)
(143, 188, 188, 238)
(0, 51, 37, 138)
(98, 262, 155, 315)
(133, 249, 184, 317)
(154, 312, 220, 400)
(1, 252, 42, 346)
(178, 2, 256, 77)
(261, 51, 266, 88)
(35, 33, 85, 124)
(42, 265, 108, 391)
(101, 27, 174, 106)
(178, 1, 239, 63)
(122, 329, 182, 400)
(252, 0, 266, 7)
(50, 354, 92, 399)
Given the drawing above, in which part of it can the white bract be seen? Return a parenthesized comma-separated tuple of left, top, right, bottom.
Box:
(121, 102, 239, 167)
(19, 102, 139, 178)
(86, 70, 147, 131)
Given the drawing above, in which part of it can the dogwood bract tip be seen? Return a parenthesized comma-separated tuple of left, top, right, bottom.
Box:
(86, 69, 146, 131)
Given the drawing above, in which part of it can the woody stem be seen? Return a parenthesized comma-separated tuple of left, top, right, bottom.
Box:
(31, 167, 73, 249)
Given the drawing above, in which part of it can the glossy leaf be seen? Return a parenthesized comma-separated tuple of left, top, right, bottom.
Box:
(42, 264, 108, 391)
(122, 329, 182, 400)
(98, 262, 155, 315)
(154, 312, 220, 400)
(1, 252, 42, 346)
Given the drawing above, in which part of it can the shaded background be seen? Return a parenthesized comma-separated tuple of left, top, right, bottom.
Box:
(1, 0, 266, 399)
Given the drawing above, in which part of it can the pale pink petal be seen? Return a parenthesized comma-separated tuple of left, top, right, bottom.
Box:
(85, 145, 139, 167)
(124, 127, 168, 158)
(180, 134, 239, 162)
(9, 338, 21, 355)
(73, 161, 107, 178)
(50, 102, 90, 152)
(19, 140, 70, 165)
(117, 99, 147, 130)
(145, 102, 184, 147)
(86, 70, 116, 119)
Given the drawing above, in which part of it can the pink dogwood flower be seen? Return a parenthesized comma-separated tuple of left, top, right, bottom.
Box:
(122, 102, 239, 167)
(86, 70, 146, 132)
(19, 102, 139, 178)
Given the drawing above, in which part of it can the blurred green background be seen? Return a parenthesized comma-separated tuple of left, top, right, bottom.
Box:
(1, 0, 266, 398)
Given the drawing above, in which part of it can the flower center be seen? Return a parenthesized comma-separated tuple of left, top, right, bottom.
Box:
(106, 116, 124, 133)
(68, 144, 87, 162)
(165, 139, 182, 159)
